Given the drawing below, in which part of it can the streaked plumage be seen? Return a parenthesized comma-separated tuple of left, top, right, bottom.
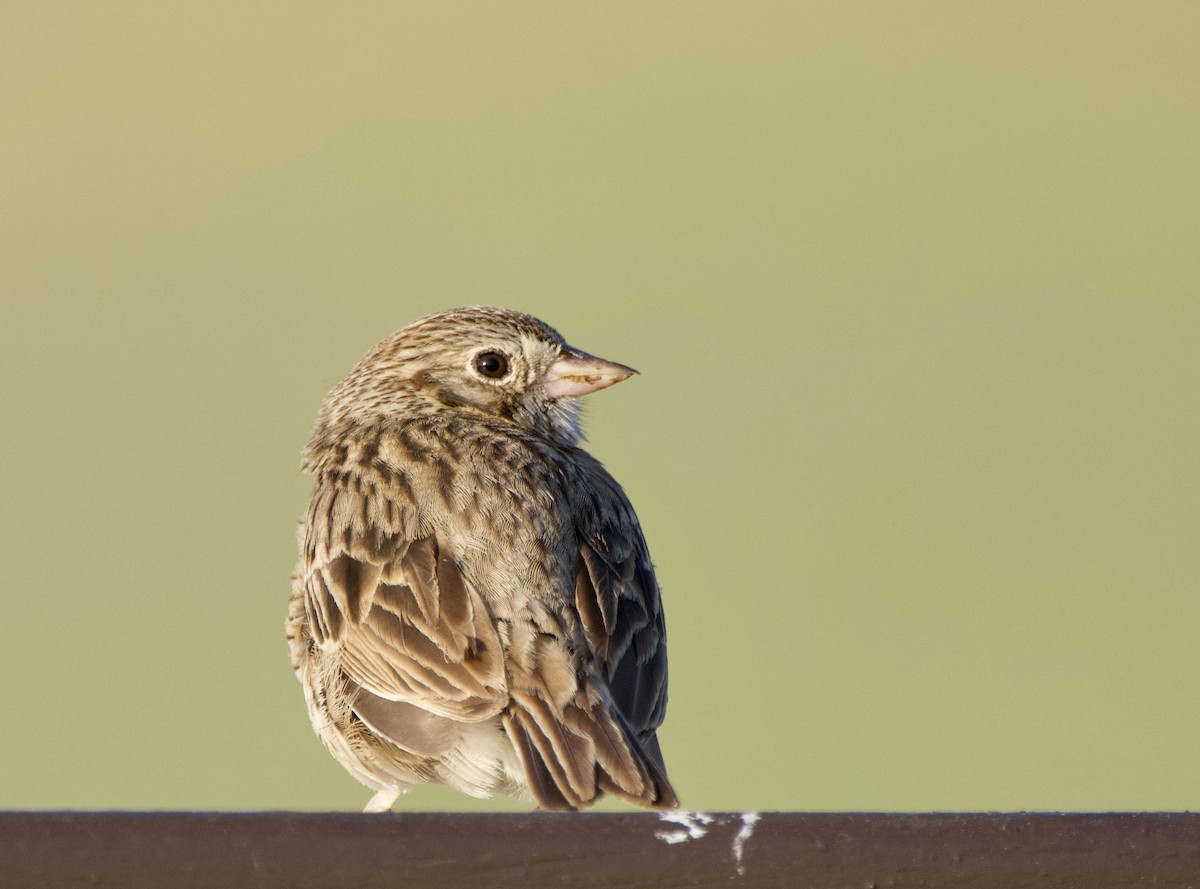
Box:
(287, 307, 677, 811)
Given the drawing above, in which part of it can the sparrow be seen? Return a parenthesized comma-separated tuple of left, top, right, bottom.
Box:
(287, 306, 677, 812)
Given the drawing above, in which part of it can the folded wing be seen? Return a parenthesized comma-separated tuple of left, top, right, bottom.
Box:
(302, 484, 508, 735)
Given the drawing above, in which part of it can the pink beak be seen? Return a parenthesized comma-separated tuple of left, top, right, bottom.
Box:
(541, 349, 638, 398)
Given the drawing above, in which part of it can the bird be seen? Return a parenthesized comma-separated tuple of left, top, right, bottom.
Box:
(286, 306, 677, 812)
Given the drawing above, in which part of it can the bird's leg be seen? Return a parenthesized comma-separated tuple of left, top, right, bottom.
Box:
(363, 789, 401, 813)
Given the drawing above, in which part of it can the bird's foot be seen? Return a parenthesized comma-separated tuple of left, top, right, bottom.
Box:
(363, 789, 401, 813)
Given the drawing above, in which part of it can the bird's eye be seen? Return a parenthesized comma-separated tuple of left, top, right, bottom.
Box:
(473, 351, 510, 380)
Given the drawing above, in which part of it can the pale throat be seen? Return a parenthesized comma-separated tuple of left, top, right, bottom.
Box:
(520, 396, 584, 447)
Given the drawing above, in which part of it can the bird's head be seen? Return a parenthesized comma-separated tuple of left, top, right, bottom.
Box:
(311, 306, 637, 449)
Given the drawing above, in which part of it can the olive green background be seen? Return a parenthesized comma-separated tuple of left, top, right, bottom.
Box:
(2, 3, 1197, 812)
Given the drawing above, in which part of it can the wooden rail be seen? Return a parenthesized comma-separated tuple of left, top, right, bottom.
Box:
(1, 812, 1197, 888)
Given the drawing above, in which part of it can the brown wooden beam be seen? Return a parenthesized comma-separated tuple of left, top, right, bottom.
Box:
(1, 812, 1196, 888)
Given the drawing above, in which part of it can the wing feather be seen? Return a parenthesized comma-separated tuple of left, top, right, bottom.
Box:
(574, 520, 670, 768)
(302, 482, 507, 724)
(301, 435, 675, 810)
(496, 453, 677, 810)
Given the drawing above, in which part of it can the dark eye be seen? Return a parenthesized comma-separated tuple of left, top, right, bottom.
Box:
(473, 351, 510, 380)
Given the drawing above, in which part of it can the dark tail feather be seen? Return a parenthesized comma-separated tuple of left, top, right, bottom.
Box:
(502, 709, 578, 812)
(502, 691, 679, 812)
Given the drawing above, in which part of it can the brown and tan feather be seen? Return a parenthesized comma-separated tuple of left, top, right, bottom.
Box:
(287, 307, 676, 811)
